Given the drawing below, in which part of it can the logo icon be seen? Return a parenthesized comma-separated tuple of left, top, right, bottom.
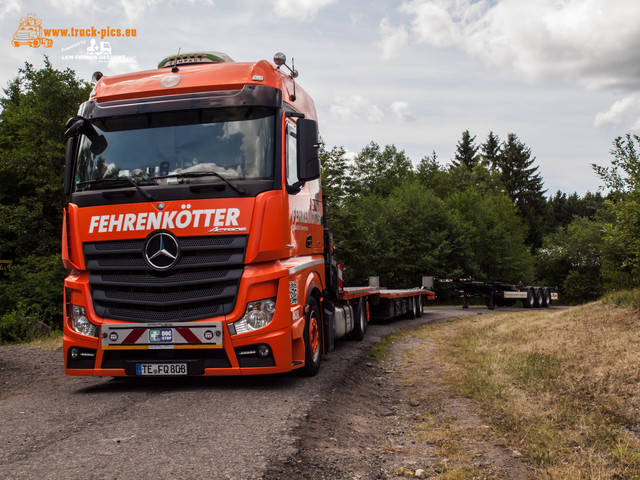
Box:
(144, 231, 180, 271)
(12, 13, 52, 48)
(86, 38, 112, 58)
(149, 328, 173, 343)
(160, 74, 182, 88)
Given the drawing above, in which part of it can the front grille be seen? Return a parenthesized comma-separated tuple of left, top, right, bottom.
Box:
(84, 235, 246, 322)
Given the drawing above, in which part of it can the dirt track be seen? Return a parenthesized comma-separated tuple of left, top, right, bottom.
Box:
(0, 307, 541, 479)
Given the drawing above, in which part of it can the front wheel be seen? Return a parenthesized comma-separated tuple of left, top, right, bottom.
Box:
(416, 295, 423, 318)
(302, 298, 321, 376)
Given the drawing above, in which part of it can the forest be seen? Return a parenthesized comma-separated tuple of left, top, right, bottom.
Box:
(0, 60, 639, 342)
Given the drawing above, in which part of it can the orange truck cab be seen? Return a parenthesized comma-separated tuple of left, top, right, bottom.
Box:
(62, 51, 433, 377)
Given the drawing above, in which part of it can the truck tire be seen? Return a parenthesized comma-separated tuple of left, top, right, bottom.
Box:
(543, 288, 551, 307)
(416, 295, 423, 318)
(302, 298, 321, 376)
(523, 288, 535, 308)
(534, 288, 544, 308)
(351, 298, 367, 341)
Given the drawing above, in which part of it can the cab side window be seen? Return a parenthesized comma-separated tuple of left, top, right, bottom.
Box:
(286, 121, 298, 188)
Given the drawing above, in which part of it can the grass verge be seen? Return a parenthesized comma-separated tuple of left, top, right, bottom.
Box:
(400, 297, 640, 479)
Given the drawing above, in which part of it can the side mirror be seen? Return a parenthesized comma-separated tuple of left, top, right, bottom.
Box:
(297, 118, 320, 182)
(64, 116, 107, 155)
(64, 117, 85, 138)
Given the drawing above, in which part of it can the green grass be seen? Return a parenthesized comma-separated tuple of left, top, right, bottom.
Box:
(394, 300, 640, 479)
(602, 287, 640, 310)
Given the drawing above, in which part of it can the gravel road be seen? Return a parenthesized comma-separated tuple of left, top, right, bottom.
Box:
(0, 306, 533, 480)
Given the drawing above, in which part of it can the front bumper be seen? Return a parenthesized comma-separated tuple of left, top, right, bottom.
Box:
(64, 319, 302, 376)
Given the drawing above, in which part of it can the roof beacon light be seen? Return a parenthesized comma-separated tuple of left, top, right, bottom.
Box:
(157, 51, 234, 69)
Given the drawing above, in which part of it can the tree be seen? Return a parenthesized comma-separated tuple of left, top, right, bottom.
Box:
(330, 181, 469, 287)
(545, 190, 605, 232)
(536, 217, 603, 303)
(494, 133, 547, 248)
(319, 144, 351, 221)
(348, 142, 414, 197)
(480, 131, 501, 168)
(0, 58, 91, 325)
(445, 187, 534, 283)
(593, 134, 640, 288)
(451, 129, 479, 170)
(593, 134, 640, 195)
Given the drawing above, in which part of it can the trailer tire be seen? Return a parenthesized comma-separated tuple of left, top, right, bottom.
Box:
(351, 298, 367, 341)
(523, 288, 535, 308)
(302, 297, 321, 376)
(408, 296, 418, 319)
(416, 295, 423, 318)
(542, 288, 551, 307)
(534, 288, 544, 308)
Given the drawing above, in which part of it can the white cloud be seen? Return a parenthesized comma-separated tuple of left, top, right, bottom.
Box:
(118, 0, 162, 22)
(377, 17, 409, 61)
(330, 95, 384, 123)
(390, 101, 416, 123)
(106, 56, 142, 75)
(48, 0, 95, 16)
(1, 0, 21, 21)
(594, 93, 640, 132)
(398, 0, 640, 90)
(272, 0, 337, 21)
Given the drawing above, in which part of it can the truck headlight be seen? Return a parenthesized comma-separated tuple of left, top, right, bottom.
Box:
(70, 305, 99, 337)
(232, 298, 276, 334)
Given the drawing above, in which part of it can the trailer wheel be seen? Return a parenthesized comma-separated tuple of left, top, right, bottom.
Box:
(523, 288, 535, 308)
(416, 295, 423, 318)
(302, 298, 321, 376)
(351, 298, 367, 341)
(534, 288, 544, 308)
(408, 296, 418, 319)
(542, 288, 551, 307)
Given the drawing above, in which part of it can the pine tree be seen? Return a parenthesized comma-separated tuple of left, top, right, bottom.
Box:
(495, 133, 546, 248)
(451, 130, 479, 170)
(481, 131, 501, 168)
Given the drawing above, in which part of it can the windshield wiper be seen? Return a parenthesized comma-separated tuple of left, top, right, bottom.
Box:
(77, 177, 157, 201)
(151, 171, 245, 195)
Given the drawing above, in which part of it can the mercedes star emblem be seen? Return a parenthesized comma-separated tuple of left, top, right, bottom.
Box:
(144, 231, 180, 270)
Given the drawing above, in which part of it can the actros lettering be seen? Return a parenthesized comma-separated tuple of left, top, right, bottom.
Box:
(88, 207, 241, 233)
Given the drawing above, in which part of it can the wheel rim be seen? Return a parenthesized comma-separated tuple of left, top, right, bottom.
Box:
(309, 312, 320, 361)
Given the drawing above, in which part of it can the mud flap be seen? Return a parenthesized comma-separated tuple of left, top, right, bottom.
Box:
(323, 303, 335, 353)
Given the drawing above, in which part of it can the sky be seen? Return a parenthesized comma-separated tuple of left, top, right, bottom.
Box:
(2, 0, 639, 195)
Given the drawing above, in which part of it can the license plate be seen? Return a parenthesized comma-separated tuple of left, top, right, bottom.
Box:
(136, 363, 187, 376)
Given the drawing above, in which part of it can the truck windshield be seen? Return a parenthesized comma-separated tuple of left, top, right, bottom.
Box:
(75, 106, 275, 191)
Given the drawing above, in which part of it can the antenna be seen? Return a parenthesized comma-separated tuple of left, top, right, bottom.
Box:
(290, 57, 297, 101)
(172, 48, 181, 73)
